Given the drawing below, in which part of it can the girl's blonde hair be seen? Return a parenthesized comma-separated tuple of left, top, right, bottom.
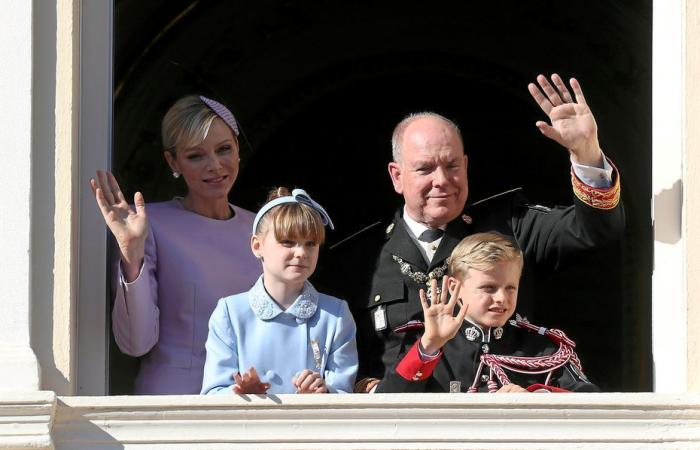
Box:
(447, 232, 523, 279)
(255, 187, 326, 244)
(161, 95, 238, 153)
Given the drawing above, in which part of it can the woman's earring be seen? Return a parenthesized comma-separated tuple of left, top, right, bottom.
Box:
(172, 171, 180, 179)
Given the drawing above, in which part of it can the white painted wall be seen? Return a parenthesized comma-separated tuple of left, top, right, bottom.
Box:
(652, 0, 688, 392)
(0, 0, 40, 391)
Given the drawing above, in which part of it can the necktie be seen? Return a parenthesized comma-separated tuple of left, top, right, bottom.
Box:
(418, 228, 445, 243)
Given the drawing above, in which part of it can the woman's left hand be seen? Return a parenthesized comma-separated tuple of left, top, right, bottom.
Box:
(293, 369, 328, 393)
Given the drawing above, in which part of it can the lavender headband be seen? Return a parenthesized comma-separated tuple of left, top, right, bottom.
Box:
(200, 95, 240, 136)
(252, 188, 335, 234)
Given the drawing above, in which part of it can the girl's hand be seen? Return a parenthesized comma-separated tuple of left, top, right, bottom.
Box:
(292, 369, 328, 393)
(90, 170, 148, 282)
(232, 367, 271, 394)
(419, 276, 468, 355)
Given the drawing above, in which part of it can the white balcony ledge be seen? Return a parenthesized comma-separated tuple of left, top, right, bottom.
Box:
(4, 392, 700, 449)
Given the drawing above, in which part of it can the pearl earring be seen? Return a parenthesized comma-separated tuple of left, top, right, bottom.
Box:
(172, 171, 180, 179)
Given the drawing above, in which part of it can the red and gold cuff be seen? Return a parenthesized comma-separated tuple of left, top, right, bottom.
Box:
(571, 158, 621, 210)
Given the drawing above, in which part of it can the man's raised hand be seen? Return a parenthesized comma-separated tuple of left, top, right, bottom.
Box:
(528, 74, 603, 167)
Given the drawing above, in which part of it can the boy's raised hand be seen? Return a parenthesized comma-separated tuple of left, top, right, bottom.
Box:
(232, 367, 271, 394)
(419, 276, 468, 355)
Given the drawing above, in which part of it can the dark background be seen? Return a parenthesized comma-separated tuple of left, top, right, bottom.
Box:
(111, 0, 652, 393)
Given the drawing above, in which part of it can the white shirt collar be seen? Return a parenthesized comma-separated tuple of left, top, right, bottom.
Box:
(402, 205, 446, 239)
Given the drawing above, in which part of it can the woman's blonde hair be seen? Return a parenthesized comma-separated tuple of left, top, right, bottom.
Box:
(255, 187, 326, 244)
(447, 232, 523, 279)
(161, 95, 238, 153)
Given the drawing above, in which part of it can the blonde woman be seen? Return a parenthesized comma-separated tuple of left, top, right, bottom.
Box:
(91, 96, 260, 394)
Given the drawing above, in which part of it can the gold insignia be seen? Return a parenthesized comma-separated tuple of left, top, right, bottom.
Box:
(462, 214, 473, 224)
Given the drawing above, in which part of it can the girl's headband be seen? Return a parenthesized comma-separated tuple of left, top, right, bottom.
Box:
(252, 188, 335, 234)
(200, 95, 240, 136)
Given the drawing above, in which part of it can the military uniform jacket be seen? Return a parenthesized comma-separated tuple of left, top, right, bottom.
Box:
(375, 318, 598, 393)
(344, 186, 625, 381)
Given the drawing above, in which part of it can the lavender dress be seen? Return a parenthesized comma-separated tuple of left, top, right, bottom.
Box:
(112, 199, 261, 394)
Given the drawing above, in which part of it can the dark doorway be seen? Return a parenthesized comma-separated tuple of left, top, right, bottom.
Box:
(112, 0, 652, 392)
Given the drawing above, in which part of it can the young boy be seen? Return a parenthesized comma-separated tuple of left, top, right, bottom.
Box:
(375, 232, 598, 393)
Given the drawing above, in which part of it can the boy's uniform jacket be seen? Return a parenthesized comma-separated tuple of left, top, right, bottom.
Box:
(376, 317, 598, 393)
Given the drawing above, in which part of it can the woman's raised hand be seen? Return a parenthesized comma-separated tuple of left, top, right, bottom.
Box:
(90, 170, 148, 282)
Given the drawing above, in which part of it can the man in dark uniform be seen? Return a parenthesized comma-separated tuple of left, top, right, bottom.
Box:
(333, 74, 624, 393)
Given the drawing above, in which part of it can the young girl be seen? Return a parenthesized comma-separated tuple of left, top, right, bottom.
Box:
(201, 187, 358, 394)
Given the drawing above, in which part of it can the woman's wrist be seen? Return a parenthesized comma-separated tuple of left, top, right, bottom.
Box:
(120, 256, 144, 283)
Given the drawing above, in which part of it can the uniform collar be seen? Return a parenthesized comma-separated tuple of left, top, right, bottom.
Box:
(249, 276, 319, 322)
(401, 206, 446, 239)
(461, 318, 511, 343)
(384, 210, 428, 269)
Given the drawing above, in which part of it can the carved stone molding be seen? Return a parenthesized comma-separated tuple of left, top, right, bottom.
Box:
(45, 393, 700, 449)
(0, 391, 55, 450)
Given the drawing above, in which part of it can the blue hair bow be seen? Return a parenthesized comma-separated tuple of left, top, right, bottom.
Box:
(252, 188, 335, 234)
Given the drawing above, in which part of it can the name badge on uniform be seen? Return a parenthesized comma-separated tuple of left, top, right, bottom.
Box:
(373, 305, 387, 331)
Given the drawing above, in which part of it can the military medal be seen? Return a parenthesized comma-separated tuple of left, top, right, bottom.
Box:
(310, 339, 322, 369)
(426, 284, 441, 303)
(373, 305, 387, 331)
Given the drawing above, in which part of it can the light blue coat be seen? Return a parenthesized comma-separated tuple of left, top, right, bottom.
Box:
(201, 276, 358, 394)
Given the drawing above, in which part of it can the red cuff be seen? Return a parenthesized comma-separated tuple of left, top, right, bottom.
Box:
(396, 340, 442, 382)
(526, 383, 571, 393)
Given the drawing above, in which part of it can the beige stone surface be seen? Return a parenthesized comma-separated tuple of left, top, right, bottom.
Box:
(687, 0, 700, 393)
(51, 0, 80, 396)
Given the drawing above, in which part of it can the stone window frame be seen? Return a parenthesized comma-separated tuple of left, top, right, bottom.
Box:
(73, 0, 697, 396)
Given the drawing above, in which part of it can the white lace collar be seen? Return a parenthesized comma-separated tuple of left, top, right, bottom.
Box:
(248, 276, 319, 323)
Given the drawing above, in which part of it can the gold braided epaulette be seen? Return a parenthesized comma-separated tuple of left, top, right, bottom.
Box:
(571, 158, 621, 210)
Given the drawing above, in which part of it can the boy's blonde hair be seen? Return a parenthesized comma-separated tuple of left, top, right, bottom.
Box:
(447, 232, 523, 279)
(255, 187, 326, 245)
